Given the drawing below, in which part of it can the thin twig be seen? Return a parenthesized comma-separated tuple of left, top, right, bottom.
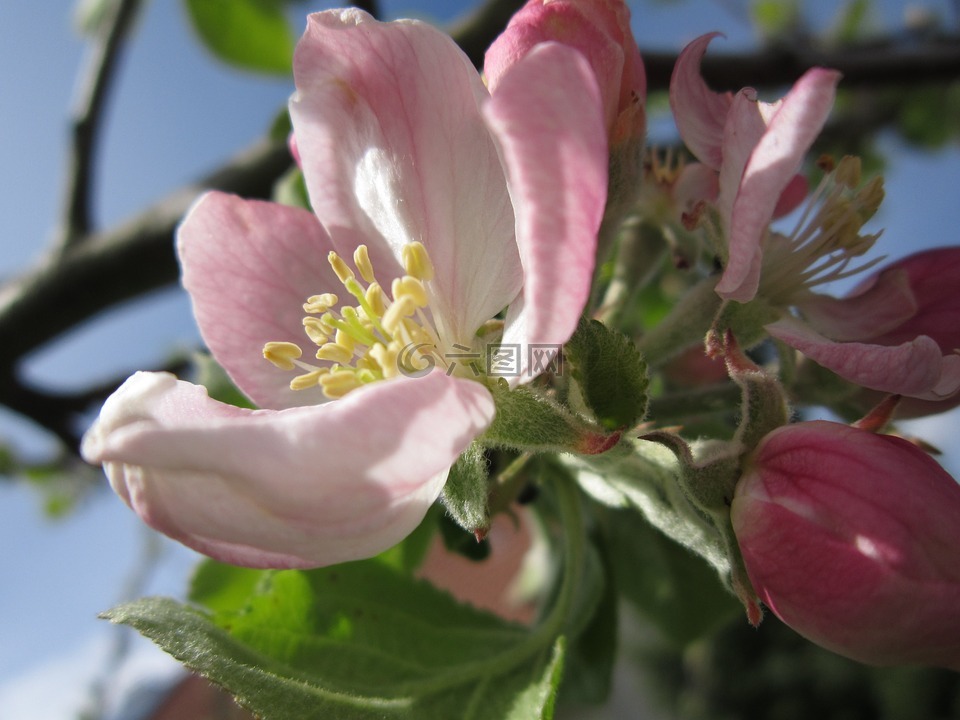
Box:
(57, 0, 144, 251)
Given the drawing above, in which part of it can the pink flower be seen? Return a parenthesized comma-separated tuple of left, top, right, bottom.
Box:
(671, 35, 960, 403)
(732, 420, 960, 670)
(669, 33, 838, 301)
(81, 9, 608, 568)
(485, 0, 646, 146)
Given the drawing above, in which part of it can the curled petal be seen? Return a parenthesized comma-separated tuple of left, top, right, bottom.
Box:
(290, 9, 521, 344)
(669, 32, 731, 170)
(178, 192, 341, 410)
(857, 246, 960, 350)
(717, 69, 841, 302)
(81, 371, 495, 569)
(796, 268, 917, 342)
(484, 43, 608, 380)
(767, 315, 959, 399)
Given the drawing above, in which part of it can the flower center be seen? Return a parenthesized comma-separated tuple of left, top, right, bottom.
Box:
(759, 155, 885, 305)
(262, 242, 445, 399)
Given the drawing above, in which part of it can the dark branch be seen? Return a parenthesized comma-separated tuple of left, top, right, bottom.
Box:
(57, 0, 144, 250)
(0, 138, 291, 375)
(643, 37, 960, 92)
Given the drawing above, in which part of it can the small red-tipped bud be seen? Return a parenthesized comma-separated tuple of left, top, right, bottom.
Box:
(577, 429, 622, 455)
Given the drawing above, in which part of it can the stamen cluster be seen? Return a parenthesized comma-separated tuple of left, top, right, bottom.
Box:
(263, 241, 442, 398)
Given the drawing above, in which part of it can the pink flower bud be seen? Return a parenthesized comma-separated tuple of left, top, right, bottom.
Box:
(732, 420, 960, 669)
(484, 0, 646, 145)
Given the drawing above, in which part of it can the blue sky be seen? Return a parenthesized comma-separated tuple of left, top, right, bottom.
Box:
(2, 1, 959, 717)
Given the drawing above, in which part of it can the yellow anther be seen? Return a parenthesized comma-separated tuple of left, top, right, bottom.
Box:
(365, 283, 387, 317)
(402, 242, 434, 282)
(320, 370, 363, 398)
(328, 251, 354, 284)
(859, 177, 885, 220)
(382, 295, 417, 334)
(335, 329, 356, 353)
(303, 293, 338, 314)
(392, 275, 428, 307)
(302, 317, 329, 346)
(316, 342, 354, 365)
(290, 368, 329, 391)
(263, 341, 302, 371)
(353, 245, 376, 284)
(370, 342, 400, 378)
(835, 155, 861, 188)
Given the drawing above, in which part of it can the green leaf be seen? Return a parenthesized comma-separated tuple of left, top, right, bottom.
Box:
(564, 317, 649, 431)
(481, 381, 618, 455)
(106, 558, 567, 719)
(602, 506, 739, 646)
(183, 0, 294, 74)
(441, 442, 491, 534)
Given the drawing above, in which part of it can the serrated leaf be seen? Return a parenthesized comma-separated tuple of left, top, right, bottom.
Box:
(183, 0, 294, 74)
(564, 318, 649, 431)
(106, 558, 567, 719)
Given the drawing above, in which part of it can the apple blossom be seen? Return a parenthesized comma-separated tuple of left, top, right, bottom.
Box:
(81, 9, 608, 568)
(484, 0, 646, 146)
(732, 420, 960, 670)
(671, 34, 960, 403)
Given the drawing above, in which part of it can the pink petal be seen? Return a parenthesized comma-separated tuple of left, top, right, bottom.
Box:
(717, 69, 840, 302)
(766, 315, 956, 399)
(484, 43, 608, 380)
(796, 268, 917, 342)
(178, 191, 341, 410)
(290, 9, 521, 345)
(484, 0, 646, 144)
(669, 32, 731, 171)
(81, 371, 495, 569)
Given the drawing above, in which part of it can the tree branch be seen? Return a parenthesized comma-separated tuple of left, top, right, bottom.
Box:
(0, 138, 291, 374)
(643, 37, 960, 92)
(57, 0, 144, 250)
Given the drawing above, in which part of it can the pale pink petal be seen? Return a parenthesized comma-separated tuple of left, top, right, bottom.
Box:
(484, 43, 608, 380)
(81, 371, 496, 569)
(766, 315, 955, 399)
(717, 69, 840, 302)
(796, 269, 917, 342)
(178, 191, 341, 410)
(289, 9, 521, 345)
(669, 32, 730, 170)
(713, 89, 769, 299)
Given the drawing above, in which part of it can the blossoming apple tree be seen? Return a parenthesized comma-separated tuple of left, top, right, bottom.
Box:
(5, 0, 960, 717)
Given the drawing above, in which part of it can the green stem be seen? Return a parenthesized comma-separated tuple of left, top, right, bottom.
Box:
(636, 275, 721, 368)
